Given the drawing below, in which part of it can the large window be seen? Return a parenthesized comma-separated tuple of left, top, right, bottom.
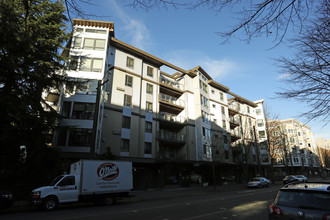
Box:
(62, 102, 72, 118)
(201, 110, 210, 124)
(261, 154, 269, 162)
(80, 57, 103, 72)
(147, 66, 153, 77)
(200, 95, 208, 108)
(220, 92, 224, 101)
(122, 116, 131, 129)
(68, 128, 92, 147)
(145, 121, 152, 133)
(126, 57, 134, 69)
(83, 38, 106, 51)
(258, 130, 266, 138)
(85, 28, 107, 34)
(124, 94, 132, 107)
(144, 142, 152, 154)
(146, 83, 153, 94)
(68, 56, 79, 70)
(221, 106, 225, 115)
(73, 37, 82, 49)
(125, 75, 133, 87)
(202, 127, 211, 140)
(121, 139, 130, 152)
(257, 119, 264, 127)
(146, 101, 153, 112)
(72, 102, 95, 119)
(199, 80, 208, 93)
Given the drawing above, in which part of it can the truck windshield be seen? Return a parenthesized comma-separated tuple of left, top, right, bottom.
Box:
(51, 175, 64, 186)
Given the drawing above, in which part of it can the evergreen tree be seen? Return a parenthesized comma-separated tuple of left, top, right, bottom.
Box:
(0, 0, 69, 191)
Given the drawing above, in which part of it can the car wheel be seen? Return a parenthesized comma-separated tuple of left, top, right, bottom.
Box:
(43, 197, 58, 211)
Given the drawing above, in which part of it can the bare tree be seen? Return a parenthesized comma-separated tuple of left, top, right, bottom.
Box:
(276, 1, 330, 123)
(122, 0, 324, 45)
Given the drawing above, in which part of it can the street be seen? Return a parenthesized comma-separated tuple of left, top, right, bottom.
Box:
(1, 184, 282, 220)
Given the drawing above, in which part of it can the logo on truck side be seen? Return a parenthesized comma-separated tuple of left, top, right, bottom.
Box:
(97, 163, 119, 180)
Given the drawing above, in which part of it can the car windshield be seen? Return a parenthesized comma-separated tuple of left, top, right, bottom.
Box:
(275, 191, 330, 211)
(51, 175, 64, 186)
(252, 178, 261, 181)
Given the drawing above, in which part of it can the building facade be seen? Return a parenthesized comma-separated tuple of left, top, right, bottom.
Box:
(52, 19, 270, 188)
(268, 118, 321, 178)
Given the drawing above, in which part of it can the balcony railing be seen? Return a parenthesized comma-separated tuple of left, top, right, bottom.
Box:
(157, 151, 186, 160)
(160, 76, 183, 91)
(230, 129, 242, 138)
(228, 104, 240, 112)
(159, 112, 186, 124)
(158, 129, 185, 143)
(229, 116, 240, 124)
(159, 93, 184, 107)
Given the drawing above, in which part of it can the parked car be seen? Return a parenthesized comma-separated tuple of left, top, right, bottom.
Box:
(282, 175, 299, 184)
(247, 177, 270, 188)
(268, 182, 330, 219)
(0, 190, 13, 210)
(296, 175, 308, 183)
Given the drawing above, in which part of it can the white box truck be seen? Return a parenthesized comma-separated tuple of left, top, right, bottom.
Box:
(31, 160, 133, 210)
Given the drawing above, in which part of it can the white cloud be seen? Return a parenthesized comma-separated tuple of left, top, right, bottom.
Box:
(161, 50, 238, 80)
(108, 0, 151, 50)
(278, 73, 291, 80)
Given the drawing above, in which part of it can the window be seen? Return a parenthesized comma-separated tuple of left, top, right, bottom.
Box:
(145, 121, 152, 133)
(146, 83, 153, 94)
(220, 92, 224, 101)
(199, 80, 208, 93)
(121, 139, 129, 152)
(222, 120, 227, 130)
(258, 130, 266, 138)
(202, 127, 211, 140)
(147, 66, 153, 77)
(223, 135, 228, 144)
(248, 118, 252, 127)
(253, 155, 257, 162)
(125, 75, 133, 87)
(122, 116, 131, 129)
(126, 57, 134, 69)
(68, 128, 92, 147)
(261, 154, 269, 162)
(80, 57, 103, 72)
(146, 101, 153, 112)
(124, 95, 132, 107)
(62, 101, 72, 118)
(85, 28, 107, 34)
(293, 157, 299, 163)
(72, 102, 95, 119)
(201, 110, 210, 124)
(144, 142, 152, 154)
(83, 38, 106, 51)
(212, 104, 216, 108)
(75, 27, 83, 32)
(257, 119, 264, 127)
(73, 37, 82, 49)
(211, 90, 214, 94)
(256, 109, 262, 115)
(247, 106, 250, 114)
(57, 127, 68, 146)
(221, 106, 225, 115)
(200, 95, 208, 108)
(59, 176, 75, 186)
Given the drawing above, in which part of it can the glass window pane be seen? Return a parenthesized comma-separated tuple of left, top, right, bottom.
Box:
(95, 39, 105, 50)
(73, 37, 82, 49)
(83, 38, 94, 49)
(80, 58, 91, 71)
(92, 59, 103, 72)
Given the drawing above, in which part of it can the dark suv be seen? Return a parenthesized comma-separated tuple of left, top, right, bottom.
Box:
(269, 182, 330, 219)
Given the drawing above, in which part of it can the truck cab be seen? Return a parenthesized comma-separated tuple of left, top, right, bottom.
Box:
(32, 174, 79, 210)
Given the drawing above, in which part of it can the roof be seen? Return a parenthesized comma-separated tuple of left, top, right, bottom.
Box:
(228, 92, 258, 107)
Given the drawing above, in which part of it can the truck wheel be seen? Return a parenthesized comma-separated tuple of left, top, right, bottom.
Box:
(43, 197, 58, 211)
(103, 196, 116, 206)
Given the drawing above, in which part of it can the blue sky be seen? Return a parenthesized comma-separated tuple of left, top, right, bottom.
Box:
(81, 0, 329, 140)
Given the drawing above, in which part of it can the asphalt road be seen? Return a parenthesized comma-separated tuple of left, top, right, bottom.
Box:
(1, 184, 282, 220)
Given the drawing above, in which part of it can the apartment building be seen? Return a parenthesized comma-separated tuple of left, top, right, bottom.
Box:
(52, 19, 270, 188)
(268, 118, 321, 177)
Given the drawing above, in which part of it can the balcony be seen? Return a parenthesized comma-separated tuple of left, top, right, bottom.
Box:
(159, 93, 185, 114)
(230, 129, 242, 142)
(159, 112, 186, 126)
(156, 151, 186, 161)
(157, 129, 186, 145)
(159, 76, 184, 98)
(228, 104, 240, 115)
(229, 116, 240, 129)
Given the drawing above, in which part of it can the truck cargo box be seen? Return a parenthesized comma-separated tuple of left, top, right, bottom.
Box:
(70, 160, 133, 195)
